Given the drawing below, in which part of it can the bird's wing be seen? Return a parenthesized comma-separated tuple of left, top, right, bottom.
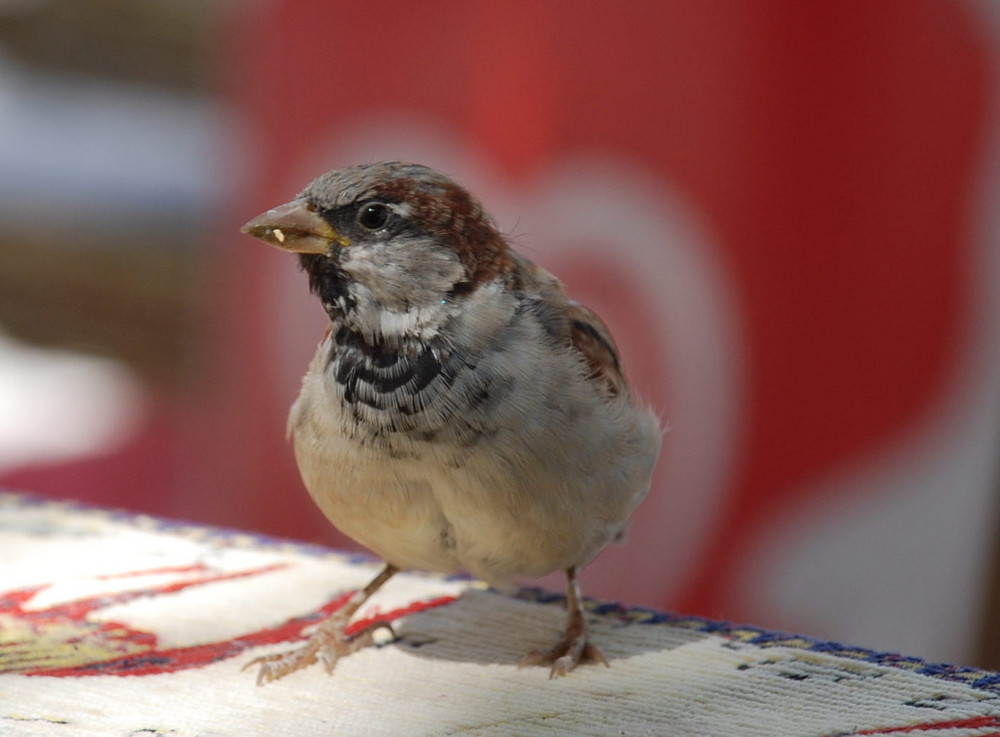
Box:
(564, 301, 628, 399)
(509, 252, 627, 399)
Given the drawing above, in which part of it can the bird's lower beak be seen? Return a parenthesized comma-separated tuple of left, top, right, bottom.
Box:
(241, 200, 349, 254)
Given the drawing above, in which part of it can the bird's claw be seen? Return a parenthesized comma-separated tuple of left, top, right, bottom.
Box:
(317, 620, 397, 673)
(519, 636, 609, 679)
(244, 619, 397, 685)
(244, 645, 321, 686)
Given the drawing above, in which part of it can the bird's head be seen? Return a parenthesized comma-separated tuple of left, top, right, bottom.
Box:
(242, 162, 512, 338)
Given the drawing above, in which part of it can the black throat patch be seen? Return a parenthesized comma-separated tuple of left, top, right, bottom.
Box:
(300, 253, 355, 318)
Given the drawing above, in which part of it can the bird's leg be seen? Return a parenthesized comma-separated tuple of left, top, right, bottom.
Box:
(520, 566, 609, 678)
(245, 563, 399, 685)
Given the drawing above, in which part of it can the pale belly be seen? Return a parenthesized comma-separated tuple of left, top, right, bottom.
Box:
(287, 338, 661, 584)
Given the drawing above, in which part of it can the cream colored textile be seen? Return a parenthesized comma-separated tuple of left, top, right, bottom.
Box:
(2, 492, 999, 736)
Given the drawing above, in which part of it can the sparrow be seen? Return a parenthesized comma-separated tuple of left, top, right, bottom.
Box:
(241, 162, 661, 683)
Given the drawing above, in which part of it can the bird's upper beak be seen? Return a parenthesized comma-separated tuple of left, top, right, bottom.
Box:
(240, 200, 349, 254)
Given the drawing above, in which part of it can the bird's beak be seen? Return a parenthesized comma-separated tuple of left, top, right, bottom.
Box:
(240, 200, 349, 254)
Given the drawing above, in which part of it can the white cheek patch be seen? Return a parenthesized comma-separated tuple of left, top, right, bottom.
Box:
(341, 239, 465, 310)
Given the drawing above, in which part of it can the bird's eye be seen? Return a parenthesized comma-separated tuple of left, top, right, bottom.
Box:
(357, 202, 391, 231)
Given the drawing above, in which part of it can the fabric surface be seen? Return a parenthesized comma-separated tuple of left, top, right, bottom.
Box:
(2, 491, 1000, 737)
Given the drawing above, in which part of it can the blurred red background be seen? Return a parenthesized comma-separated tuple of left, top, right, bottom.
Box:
(3, 0, 999, 667)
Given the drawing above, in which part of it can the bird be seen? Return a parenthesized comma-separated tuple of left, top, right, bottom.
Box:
(240, 161, 661, 684)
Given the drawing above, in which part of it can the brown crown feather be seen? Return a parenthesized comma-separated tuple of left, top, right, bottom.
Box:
(373, 173, 515, 290)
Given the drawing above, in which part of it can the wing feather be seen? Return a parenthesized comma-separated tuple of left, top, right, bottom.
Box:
(565, 302, 627, 398)
(508, 252, 627, 398)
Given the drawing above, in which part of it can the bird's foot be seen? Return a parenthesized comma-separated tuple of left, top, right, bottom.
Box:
(519, 566, 610, 678)
(244, 564, 399, 685)
(519, 633, 609, 679)
(244, 618, 396, 686)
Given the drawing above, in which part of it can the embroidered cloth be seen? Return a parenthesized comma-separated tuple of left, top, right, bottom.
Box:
(3, 492, 999, 736)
